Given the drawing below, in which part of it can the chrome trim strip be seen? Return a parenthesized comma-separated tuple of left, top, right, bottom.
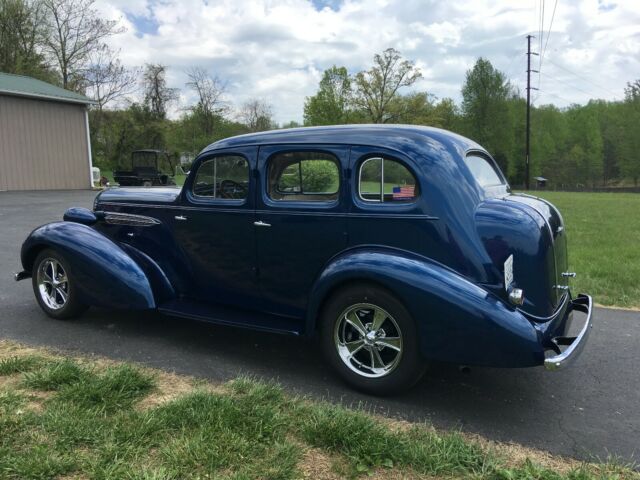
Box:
(544, 294, 593, 371)
(98, 202, 439, 220)
(103, 212, 161, 227)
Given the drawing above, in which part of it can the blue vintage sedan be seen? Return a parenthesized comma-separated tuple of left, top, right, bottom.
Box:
(16, 125, 592, 394)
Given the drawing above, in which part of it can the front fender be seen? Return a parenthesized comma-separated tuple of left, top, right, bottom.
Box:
(307, 247, 544, 368)
(21, 222, 155, 310)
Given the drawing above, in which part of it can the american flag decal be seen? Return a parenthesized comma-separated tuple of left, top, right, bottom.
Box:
(392, 185, 415, 199)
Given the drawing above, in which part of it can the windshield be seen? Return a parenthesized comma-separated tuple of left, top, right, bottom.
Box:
(464, 154, 505, 188)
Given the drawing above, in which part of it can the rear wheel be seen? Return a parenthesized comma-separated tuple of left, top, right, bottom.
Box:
(32, 249, 87, 320)
(320, 284, 427, 395)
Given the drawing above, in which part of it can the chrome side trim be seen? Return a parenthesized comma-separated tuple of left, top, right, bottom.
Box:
(544, 294, 593, 371)
(103, 212, 161, 227)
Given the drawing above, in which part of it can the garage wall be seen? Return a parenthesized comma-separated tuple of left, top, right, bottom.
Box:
(0, 95, 90, 191)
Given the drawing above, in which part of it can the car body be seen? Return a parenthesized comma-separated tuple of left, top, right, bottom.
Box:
(16, 125, 592, 393)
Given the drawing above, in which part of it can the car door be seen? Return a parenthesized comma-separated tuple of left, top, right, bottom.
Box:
(255, 145, 349, 318)
(172, 147, 259, 308)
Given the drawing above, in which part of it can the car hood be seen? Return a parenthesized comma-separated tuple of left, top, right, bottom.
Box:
(96, 186, 182, 205)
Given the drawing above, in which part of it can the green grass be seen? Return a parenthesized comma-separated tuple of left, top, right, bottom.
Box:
(0, 344, 637, 480)
(530, 191, 640, 308)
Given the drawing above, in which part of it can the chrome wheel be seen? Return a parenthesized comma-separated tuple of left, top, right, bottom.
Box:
(36, 258, 69, 310)
(334, 303, 403, 378)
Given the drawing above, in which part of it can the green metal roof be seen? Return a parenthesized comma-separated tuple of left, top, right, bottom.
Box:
(0, 72, 96, 105)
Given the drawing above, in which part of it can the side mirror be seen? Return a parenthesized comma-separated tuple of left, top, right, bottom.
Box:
(63, 207, 98, 226)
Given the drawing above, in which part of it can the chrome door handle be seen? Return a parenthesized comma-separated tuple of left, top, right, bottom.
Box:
(174, 215, 187, 221)
(253, 220, 271, 227)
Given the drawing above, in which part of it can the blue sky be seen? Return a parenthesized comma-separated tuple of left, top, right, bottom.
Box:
(98, 0, 640, 123)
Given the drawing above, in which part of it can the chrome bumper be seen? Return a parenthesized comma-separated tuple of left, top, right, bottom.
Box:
(14, 271, 30, 281)
(544, 294, 593, 371)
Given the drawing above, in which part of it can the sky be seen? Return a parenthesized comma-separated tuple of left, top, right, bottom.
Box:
(95, 0, 640, 124)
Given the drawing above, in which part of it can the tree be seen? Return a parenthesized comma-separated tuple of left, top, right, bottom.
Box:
(619, 81, 640, 185)
(185, 67, 228, 136)
(304, 66, 352, 125)
(460, 58, 514, 174)
(0, 0, 54, 81)
(84, 46, 139, 111)
(40, 0, 123, 91)
(238, 99, 274, 132)
(351, 48, 422, 123)
(142, 64, 178, 119)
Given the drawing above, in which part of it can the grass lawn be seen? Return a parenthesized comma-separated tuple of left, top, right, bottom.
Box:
(529, 191, 640, 309)
(0, 341, 637, 480)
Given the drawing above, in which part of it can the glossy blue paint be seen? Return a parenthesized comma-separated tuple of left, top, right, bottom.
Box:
(307, 247, 545, 367)
(62, 207, 98, 225)
(18, 125, 591, 369)
(20, 222, 155, 309)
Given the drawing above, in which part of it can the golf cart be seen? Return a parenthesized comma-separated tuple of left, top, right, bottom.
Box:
(113, 149, 176, 187)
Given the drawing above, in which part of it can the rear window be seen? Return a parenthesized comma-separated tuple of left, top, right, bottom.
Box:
(464, 154, 504, 188)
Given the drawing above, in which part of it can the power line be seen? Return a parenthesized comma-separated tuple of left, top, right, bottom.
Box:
(546, 58, 620, 98)
(534, 89, 578, 105)
(540, 0, 558, 70)
(540, 71, 604, 99)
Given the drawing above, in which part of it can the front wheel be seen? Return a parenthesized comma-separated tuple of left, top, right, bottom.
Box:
(32, 249, 87, 320)
(319, 284, 427, 395)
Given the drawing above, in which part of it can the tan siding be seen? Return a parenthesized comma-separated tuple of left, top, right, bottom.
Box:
(0, 94, 90, 190)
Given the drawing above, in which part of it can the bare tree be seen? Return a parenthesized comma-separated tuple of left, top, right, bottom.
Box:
(185, 66, 228, 136)
(142, 63, 178, 119)
(239, 99, 274, 132)
(84, 45, 139, 112)
(351, 48, 422, 123)
(40, 0, 123, 90)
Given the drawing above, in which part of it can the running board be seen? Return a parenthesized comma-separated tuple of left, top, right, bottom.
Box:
(157, 299, 302, 336)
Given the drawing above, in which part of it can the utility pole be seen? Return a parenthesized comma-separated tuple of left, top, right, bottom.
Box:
(525, 34, 538, 190)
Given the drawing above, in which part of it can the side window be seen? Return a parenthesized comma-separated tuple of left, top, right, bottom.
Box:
(192, 155, 249, 200)
(268, 151, 340, 202)
(464, 154, 505, 188)
(359, 157, 418, 203)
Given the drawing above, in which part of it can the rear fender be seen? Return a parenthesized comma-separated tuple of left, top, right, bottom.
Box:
(307, 247, 543, 367)
(21, 222, 156, 310)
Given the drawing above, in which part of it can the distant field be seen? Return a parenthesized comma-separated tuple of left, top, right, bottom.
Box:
(531, 191, 640, 309)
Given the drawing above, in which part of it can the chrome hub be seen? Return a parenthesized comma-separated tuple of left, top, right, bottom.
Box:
(36, 258, 69, 311)
(334, 303, 403, 378)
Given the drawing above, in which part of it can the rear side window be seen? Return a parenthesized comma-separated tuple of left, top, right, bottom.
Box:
(192, 155, 249, 199)
(268, 151, 340, 202)
(464, 154, 504, 188)
(359, 157, 418, 203)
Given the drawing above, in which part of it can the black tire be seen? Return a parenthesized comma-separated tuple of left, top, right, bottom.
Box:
(31, 249, 88, 320)
(319, 283, 427, 395)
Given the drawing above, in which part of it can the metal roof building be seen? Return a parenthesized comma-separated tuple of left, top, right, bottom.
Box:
(0, 72, 95, 191)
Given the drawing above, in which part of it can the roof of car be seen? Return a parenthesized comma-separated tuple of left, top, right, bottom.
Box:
(201, 124, 481, 157)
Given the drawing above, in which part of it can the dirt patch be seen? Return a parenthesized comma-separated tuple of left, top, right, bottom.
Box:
(464, 432, 579, 473)
(136, 370, 196, 410)
(0, 339, 54, 360)
(298, 446, 343, 480)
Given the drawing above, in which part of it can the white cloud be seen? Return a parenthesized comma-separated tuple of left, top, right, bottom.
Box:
(97, 0, 640, 123)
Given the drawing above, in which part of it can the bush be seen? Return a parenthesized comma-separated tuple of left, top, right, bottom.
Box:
(301, 160, 339, 193)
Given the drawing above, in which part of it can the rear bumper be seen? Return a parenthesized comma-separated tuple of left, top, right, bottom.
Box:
(543, 294, 593, 371)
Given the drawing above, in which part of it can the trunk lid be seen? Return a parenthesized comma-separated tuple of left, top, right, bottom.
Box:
(506, 194, 569, 311)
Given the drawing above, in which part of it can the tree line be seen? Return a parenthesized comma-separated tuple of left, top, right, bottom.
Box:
(303, 51, 640, 188)
(2, 0, 639, 187)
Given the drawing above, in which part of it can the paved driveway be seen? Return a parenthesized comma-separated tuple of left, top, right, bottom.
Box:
(1, 190, 638, 465)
